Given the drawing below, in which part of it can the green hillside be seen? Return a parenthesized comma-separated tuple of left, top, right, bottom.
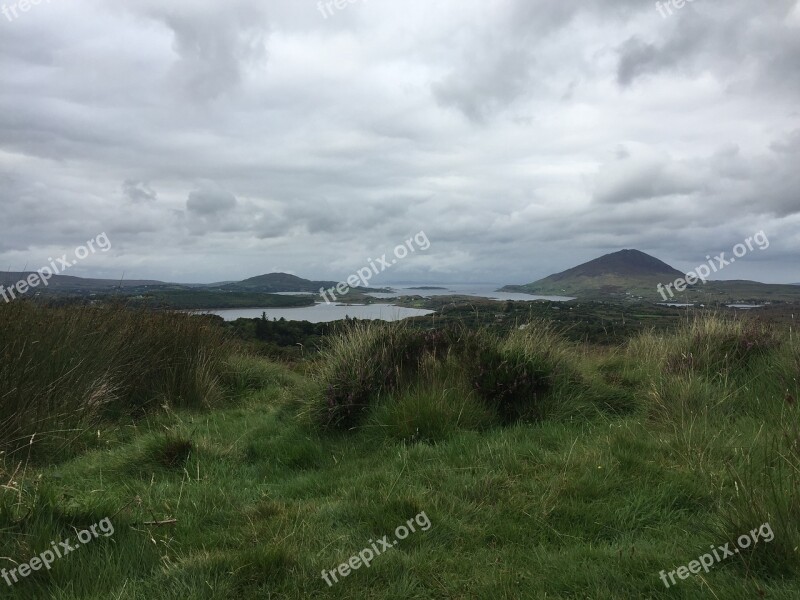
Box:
(223, 272, 339, 293)
(2, 303, 800, 598)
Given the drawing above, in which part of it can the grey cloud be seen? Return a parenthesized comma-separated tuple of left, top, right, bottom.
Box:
(771, 129, 800, 154)
(0, 0, 798, 284)
(617, 37, 660, 87)
(616, 1, 798, 92)
(187, 187, 238, 214)
(433, 45, 538, 123)
(594, 148, 701, 204)
(132, 0, 270, 100)
(616, 16, 707, 87)
(122, 180, 158, 203)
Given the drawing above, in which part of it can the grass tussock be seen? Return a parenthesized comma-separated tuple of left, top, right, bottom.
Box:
(313, 322, 459, 428)
(624, 314, 800, 580)
(715, 405, 800, 578)
(366, 354, 498, 443)
(625, 314, 792, 422)
(484, 322, 580, 422)
(220, 354, 299, 396)
(629, 314, 781, 379)
(0, 301, 230, 457)
(313, 320, 582, 431)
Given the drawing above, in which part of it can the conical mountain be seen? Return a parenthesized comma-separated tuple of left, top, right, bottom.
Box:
(503, 249, 683, 298)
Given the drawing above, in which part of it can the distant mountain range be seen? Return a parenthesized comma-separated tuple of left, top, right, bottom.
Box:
(0, 271, 390, 308)
(0, 271, 341, 294)
(503, 249, 800, 302)
(3, 261, 798, 306)
(0, 272, 166, 292)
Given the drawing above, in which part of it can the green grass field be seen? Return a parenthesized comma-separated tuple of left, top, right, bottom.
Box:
(1, 304, 799, 599)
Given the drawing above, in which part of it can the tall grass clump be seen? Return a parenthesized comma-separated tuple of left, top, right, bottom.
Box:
(716, 332, 800, 577)
(0, 301, 231, 457)
(630, 314, 780, 380)
(463, 321, 579, 423)
(220, 355, 299, 396)
(314, 319, 581, 430)
(366, 353, 498, 443)
(314, 321, 456, 428)
(627, 314, 785, 421)
(626, 313, 799, 575)
(714, 403, 800, 578)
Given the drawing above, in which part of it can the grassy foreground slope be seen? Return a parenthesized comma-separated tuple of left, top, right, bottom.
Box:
(1, 304, 799, 599)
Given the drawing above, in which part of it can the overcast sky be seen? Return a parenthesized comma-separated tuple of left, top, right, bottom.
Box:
(1, 0, 798, 285)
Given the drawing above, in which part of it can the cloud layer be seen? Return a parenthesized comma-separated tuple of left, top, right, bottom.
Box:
(1, 0, 798, 284)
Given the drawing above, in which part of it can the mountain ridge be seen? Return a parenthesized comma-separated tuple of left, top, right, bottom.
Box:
(0, 271, 340, 294)
(540, 249, 682, 282)
(502, 249, 800, 302)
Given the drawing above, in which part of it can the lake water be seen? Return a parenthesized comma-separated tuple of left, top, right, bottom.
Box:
(366, 283, 574, 302)
(727, 304, 764, 310)
(201, 283, 573, 322)
(203, 304, 434, 322)
(659, 303, 766, 310)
